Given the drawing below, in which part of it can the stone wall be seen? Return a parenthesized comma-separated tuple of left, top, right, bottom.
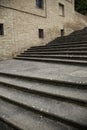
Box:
(0, 7, 14, 60)
(63, 12, 87, 35)
(0, 0, 87, 60)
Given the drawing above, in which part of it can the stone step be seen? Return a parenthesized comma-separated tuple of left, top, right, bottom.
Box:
(31, 41, 87, 49)
(46, 40, 87, 46)
(30, 44, 87, 50)
(15, 57, 87, 65)
(0, 75, 87, 105)
(69, 34, 87, 38)
(20, 51, 87, 55)
(0, 98, 72, 130)
(0, 71, 87, 89)
(47, 37, 87, 45)
(0, 84, 87, 129)
(1, 60, 87, 86)
(17, 54, 87, 61)
(53, 44, 87, 48)
(27, 46, 87, 52)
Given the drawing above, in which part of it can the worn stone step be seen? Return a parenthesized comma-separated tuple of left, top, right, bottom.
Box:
(15, 57, 87, 65)
(68, 34, 87, 39)
(18, 54, 87, 61)
(0, 98, 72, 130)
(1, 60, 87, 85)
(26, 46, 87, 52)
(38, 41, 87, 47)
(20, 51, 87, 55)
(31, 41, 87, 49)
(0, 71, 87, 90)
(31, 41, 87, 48)
(0, 84, 87, 129)
(30, 44, 87, 50)
(48, 41, 87, 46)
(46, 43, 87, 48)
(0, 75, 87, 105)
(48, 35, 87, 44)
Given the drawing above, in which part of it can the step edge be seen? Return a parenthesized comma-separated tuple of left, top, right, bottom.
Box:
(0, 81, 86, 106)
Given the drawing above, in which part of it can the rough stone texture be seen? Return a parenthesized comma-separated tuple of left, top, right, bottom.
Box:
(0, 59, 87, 84)
(0, 0, 87, 60)
(0, 84, 87, 126)
(0, 99, 78, 130)
(0, 59, 87, 129)
(0, 75, 87, 103)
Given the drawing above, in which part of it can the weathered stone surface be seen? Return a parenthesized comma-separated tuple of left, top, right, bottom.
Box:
(0, 59, 87, 84)
(0, 59, 87, 129)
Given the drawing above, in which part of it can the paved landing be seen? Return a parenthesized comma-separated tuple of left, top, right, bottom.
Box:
(0, 59, 87, 84)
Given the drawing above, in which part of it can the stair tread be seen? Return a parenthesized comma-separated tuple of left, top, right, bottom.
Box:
(31, 41, 87, 48)
(28, 47, 87, 52)
(1, 60, 87, 84)
(32, 42, 87, 49)
(21, 50, 87, 54)
(0, 98, 71, 130)
(15, 56, 87, 64)
(0, 84, 87, 127)
(30, 45, 87, 50)
(0, 76, 87, 103)
(48, 41, 87, 45)
(19, 54, 87, 58)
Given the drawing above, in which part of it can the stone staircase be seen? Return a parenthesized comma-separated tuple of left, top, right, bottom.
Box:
(0, 27, 87, 130)
(15, 27, 87, 66)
